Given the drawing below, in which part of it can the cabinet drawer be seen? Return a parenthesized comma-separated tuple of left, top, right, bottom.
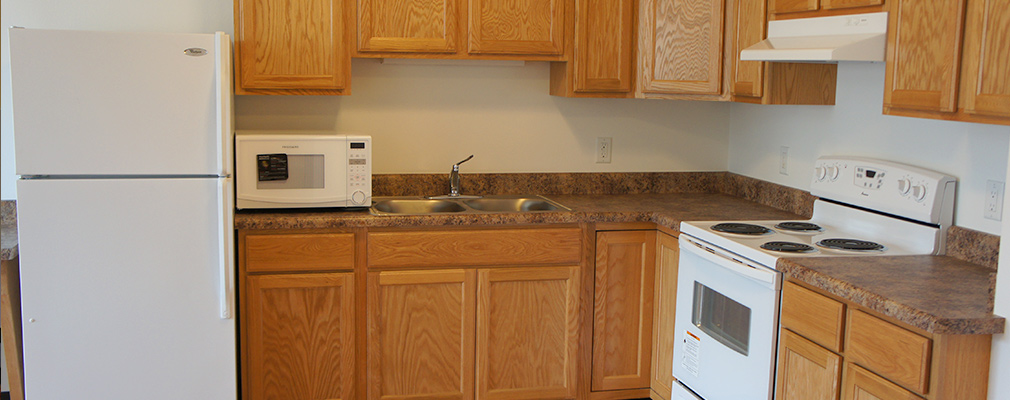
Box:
(368, 228, 582, 268)
(243, 233, 356, 273)
(846, 310, 931, 394)
(781, 282, 845, 352)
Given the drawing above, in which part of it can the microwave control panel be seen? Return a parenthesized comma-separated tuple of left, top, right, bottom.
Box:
(346, 135, 372, 206)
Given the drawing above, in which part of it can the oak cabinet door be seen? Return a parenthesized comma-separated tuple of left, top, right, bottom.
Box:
(770, 0, 819, 13)
(592, 230, 656, 391)
(358, 0, 460, 53)
(841, 364, 924, 400)
(367, 270, 476, 400)
(468, 0, 567, 55)
(775, 330, 842, 400)
(639, 0, 726, 95)
(243, 273, 355, 400)
(574, 0, 636, 92)
(649, 233, 678, 400)
(822, 0, 882, 9)
(235, 0, 351, 91)
(731, 0, 767, 98)
(883, 0, 967, 112)
(476, 266, 580, 400)
(961, 0, 1010, 117)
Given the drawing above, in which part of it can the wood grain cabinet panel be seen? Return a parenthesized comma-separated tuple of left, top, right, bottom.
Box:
(235, 0, 351, 93)
(243, 232, 355, 273)
(357, 0, 459, 53)
(638, 0, 725, 95)
(960, 0, 1010, 117)
(822, 0, 882, 9)
(476, 266, 580, 400)
(731, 0, 766, 98)
(468, 0, 567, 55)
(846, 310, 931, 394)
(243, 273, 355, 400)
(367, 270, 476, 400)
(574, 0, 636, 92)
(883, 0, 967, 113)
(842, 363, 924, 400)
(592, 230, 656, 391)
(368, 228, 582, 268)
(770, 0, 819, 14)
(781, 282, 845, 352)
(776, 329, 842, 400)
(649, 232, 678, 400)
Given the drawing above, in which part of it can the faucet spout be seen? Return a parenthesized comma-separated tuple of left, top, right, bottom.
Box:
(449, 155, 474, 197)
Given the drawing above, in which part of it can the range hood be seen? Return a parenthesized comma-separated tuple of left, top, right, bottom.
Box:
(740, 12, 888, 63)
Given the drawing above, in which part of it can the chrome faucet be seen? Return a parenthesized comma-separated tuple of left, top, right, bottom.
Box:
(448, 155, 473, 197)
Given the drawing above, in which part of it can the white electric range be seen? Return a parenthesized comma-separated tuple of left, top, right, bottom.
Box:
(671, 156, 957, 400)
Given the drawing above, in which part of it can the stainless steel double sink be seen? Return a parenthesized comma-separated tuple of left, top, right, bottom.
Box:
(370, 195, 570, 215)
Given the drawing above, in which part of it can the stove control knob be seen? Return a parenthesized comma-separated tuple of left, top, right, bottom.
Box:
(897, 179, 912, 195)
(815, 166, 827, 181)
(912, 184, 927, 202)
(827, 165, 840, 181)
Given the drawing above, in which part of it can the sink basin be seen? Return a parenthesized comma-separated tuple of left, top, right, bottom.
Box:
(369, 195, 569, 215)
(463, 197, 567, 212)
(371, 199, 466, 215)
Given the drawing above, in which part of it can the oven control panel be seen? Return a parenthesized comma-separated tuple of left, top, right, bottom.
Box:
(811, 156, 956, 226)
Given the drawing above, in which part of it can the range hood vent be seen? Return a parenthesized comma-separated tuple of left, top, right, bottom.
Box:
(740, 12, 888, 63)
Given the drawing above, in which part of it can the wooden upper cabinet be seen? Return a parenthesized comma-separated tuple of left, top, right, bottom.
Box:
(960, 0, 1010, 117)
(357, 0, 459, 53)
(468, 0, 567, 55)
(822, 0, 882, 9)
(731, 0, 767, 98)
(574, 0, 636, 92)
(592, 230, 656, 392)
(476, 266, 580, 400)
(649, 232, 678, 400)
(366, 270, 476, 400)
(243, 273, 355, 400)
(883, 0, 967, 113)
(235, 0, 351, 94)
(776, 330, 842, 400)
(770, 0, 819, 14)
(638, 0, 726, 96)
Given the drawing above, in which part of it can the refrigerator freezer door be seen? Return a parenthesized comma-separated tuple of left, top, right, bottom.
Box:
(9, 29, 230, 176)
(16, 178, 236, 400)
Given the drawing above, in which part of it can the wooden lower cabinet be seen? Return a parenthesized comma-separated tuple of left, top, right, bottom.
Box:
(243, 273, 356, 400)
(477, 266, 581, 400)
(842, 364, 923, 400)
(366, 269, 476, 400)
(776, 329, 842, 400)
(649, 232, 678, 400)
(593, 230, 657, 391)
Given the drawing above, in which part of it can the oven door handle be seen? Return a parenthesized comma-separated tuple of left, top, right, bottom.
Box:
(681, 237, 779, 289)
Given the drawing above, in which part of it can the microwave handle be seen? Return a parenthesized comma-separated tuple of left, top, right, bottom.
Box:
(680, 237, 779, 289)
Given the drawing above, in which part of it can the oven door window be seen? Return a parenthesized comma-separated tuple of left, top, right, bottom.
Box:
(692, 281, 751, 356)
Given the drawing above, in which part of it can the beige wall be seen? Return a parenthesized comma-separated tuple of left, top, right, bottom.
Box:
(236, 59, 731, 174)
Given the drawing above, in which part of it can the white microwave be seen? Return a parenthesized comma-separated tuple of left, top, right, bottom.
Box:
(235, 132, 371, 209)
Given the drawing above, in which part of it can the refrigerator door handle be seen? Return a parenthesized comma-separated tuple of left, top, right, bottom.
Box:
(215, 32, 233, 177)
(218, 177, 235, 319)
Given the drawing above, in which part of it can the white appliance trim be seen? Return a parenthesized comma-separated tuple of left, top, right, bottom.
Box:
(740, 12, 888, 62)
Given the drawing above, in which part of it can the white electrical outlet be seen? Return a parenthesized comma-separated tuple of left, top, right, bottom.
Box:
(985, 180, 1004, 221)
(779, 146, 789, 175)
(597, 137, 612, 164)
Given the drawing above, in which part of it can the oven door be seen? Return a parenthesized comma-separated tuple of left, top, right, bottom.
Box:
(672, 235, 781, 400)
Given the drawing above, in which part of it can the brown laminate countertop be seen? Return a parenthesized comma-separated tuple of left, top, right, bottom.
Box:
(779, 256, 1004, 335)
(1, 222, 17, 261)
(234, 193, 803, 231)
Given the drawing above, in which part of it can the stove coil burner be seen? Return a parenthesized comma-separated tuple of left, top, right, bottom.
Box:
(760, 241, 817, 253)
(710, 223, 773, 236)
(774, 222, 824, 232)
(817, 238, 885, 252)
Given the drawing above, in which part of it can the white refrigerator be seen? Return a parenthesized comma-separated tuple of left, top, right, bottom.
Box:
(9, 28, 237, 399)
